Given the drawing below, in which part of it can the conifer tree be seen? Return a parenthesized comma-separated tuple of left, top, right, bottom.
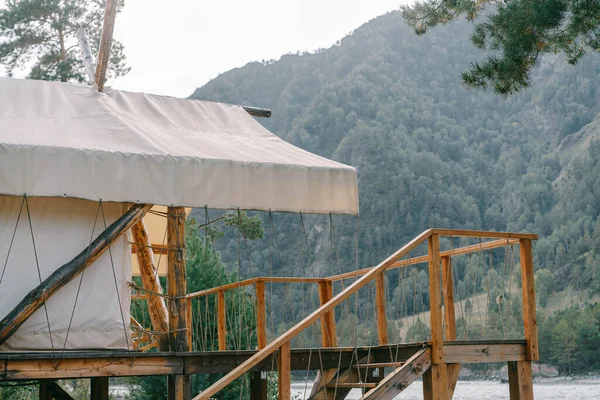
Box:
(0, 0, 129, 82)
(402, 0, 600, 95)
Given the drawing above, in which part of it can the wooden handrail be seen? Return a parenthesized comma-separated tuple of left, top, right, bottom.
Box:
(192, 229, 434, 399)
(328, 237, 519, 281)
(187, 277, 326, 299)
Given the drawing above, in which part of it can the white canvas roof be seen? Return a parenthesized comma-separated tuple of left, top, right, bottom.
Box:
(0, 77, 359, 214)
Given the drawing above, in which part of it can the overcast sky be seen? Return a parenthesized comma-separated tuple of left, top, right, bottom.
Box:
(0, 0, 405, 97)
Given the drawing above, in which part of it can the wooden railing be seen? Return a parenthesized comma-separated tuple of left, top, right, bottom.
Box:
(188, 229, 538, 400)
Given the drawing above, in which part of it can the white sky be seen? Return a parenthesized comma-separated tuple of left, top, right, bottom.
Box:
(0, 1, 404, 97)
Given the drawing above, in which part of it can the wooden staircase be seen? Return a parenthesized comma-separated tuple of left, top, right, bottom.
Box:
(309, 348, 431, 400)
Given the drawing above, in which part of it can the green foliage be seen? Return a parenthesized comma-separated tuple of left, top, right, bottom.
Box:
(538, 304, 600, 374)
(0, 0, 129, 82)
(401, 0, 600, 94)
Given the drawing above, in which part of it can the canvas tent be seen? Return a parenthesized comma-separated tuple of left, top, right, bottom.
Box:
(0, 77, 359, 350)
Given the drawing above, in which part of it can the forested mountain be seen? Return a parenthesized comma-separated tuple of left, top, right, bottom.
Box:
(190, 11, 600, 371)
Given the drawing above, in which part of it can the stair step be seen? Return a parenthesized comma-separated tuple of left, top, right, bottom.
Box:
(325, 382, 378, 389)
(354, 362, 405, 369)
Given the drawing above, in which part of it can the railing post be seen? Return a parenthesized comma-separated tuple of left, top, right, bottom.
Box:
(375, 271, 389, 345)
(217, 290, 227, 351)
(519, 239, 539, 361)
(318, 281, 337, 347)
(251, 280, 268, 400)
(167, 206, 190, 400)
(442, 256, 460, 399)
(424, 234, 448, 400)
(278, 341, 291, 400)
(186, 297, 193, 350)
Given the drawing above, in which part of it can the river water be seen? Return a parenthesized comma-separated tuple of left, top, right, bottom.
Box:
(291, 379, 600, 399)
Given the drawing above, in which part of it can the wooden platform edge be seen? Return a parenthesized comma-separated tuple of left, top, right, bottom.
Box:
(0, 342, 525, 381)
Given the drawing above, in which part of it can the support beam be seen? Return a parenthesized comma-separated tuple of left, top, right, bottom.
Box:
(428, 234, 444, 364)
(131, 220, 170, 350)
(0, 204, 151, 346)
(167, 206, 190, 400)
(217, 290, 227, 351)
(242, 106, 272, 118)
(375, 271, 389, 345)
(442, 256, 460, 399)
(278, 342, 291, 400)
(95, 0, 118, 91)
(519, 239, 539, 361)
(308, 355, 373, 400)
(0, 342, 526, 380)
(508, 361, 533, 400)
(91, 377, 109, 400)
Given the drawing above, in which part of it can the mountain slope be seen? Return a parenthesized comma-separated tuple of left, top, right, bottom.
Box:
(192, 12, 600, 283)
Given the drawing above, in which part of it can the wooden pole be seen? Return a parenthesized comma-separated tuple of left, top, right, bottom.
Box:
(256, 281, 267, 349)
(95, 0, 118, 91)
(507, 361, 534, 400)
(428, 234, 444, 364)
(0, 204, 151, 346)
(131, 220, 170, 350)
(375, 271, 389, 345)
(278, 341, 291, 400)
(217, 290, 227, 351)
(519, 239, 539, 361)
(251, 280, 268, 400)
(167, 206, 190, 400)
(91, 377, 109, 400)
(442, 256, 460, 399)
(424, 234, 449, 400)
(186, 298, 193, 350)
(317, 281, 337, 347)
(39, 383, 52, 400)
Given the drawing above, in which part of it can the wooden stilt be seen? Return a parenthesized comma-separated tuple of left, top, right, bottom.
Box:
(442, 256, 460, 399)
(39, 382, 52, 400)
(278, 342, 291, 400)
(39, 382, 74, 400)
(0, 204, 151, 346)
(519, 239, 539, 361)
(423, 363, 449, 400)
(250, 371, 268, 400)
(132, 220, 170, 350)
(217, 290, 227, 351)
(167, 206, 190, 400)
(91, 377, 109, 400)
(508, 361, 534, 400)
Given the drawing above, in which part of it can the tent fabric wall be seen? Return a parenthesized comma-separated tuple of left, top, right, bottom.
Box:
(0, 196, 131, 351)
(0, 77, 359, 215)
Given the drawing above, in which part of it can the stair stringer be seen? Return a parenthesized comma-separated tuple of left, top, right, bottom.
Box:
(361, 348, 432, 400)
